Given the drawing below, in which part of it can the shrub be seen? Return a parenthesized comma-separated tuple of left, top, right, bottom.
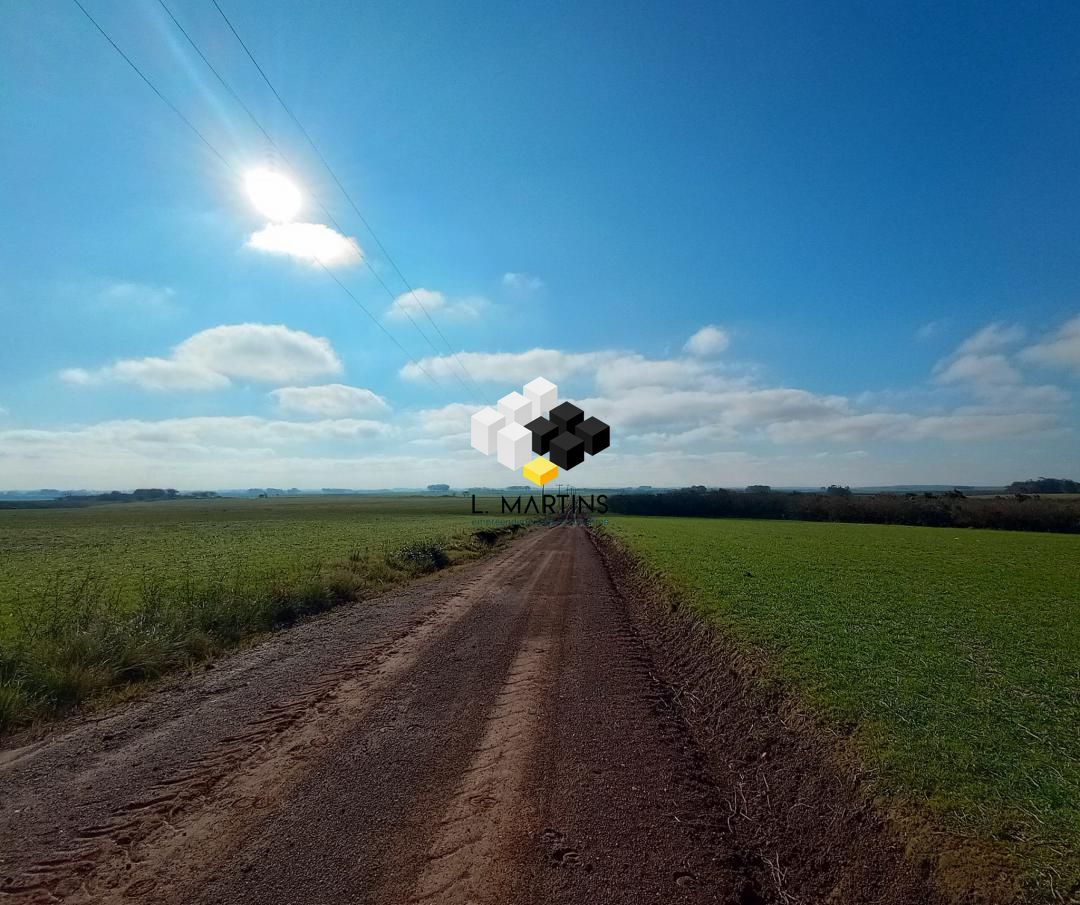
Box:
(396, 541, 451, 574)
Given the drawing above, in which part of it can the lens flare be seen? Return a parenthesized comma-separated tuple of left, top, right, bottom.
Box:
(244, 167, 302, 222)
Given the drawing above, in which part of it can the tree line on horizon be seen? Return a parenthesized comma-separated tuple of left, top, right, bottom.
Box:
(607, 481, 1080, 534)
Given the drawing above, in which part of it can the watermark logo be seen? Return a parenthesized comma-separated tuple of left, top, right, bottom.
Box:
(469, 377, 611, 486)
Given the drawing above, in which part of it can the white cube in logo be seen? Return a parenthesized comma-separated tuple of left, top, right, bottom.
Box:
(498, 391, 534, 425)
(496, 421, 532, 469)
(523, 377, 557, 417)
(470, 406, 505, 455)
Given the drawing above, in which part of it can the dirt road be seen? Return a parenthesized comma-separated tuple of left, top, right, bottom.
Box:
(0, 526, 943, 905)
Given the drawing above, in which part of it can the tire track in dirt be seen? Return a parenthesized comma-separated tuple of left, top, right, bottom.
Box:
(524, 528, 767, 905)
(0, 532, 550, 904)
(408, 527, 574, 904)
(182, 530, 574, 905)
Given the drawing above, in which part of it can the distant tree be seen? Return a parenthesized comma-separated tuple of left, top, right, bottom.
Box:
(606, 487, 1080, 533)
(427, 483, 450, 492)
(1007, 477, 1080, 494)
(824, 485, 852, 497)
(746, 485, 771, 494)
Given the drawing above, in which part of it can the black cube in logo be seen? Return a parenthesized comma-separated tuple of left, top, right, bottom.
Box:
(549, 401, 584, 434)
(525, 416, 559, 455)
(574, 416, 610, 455)
(549, 431, 585, 470)
(469, 380, 612, 487)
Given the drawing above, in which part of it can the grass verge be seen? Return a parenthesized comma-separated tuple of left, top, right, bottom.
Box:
(605, 515, 1079, 903)
(0, 523, 524, 735)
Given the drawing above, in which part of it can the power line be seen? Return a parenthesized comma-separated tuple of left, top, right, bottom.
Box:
(70, 0, 439, 388)
(72, 0, 233, 175)
(155, 0, 274, 149)
(314, 261, 441, 383)
(155, 0, 472, 399)
(209, 0, 483, 398)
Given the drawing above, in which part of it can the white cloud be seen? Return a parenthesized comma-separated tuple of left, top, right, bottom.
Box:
(1020, 314, 1080, 373)
(958, 383, 1069, 410)
(175, 324, 341, 383)
(580, 386, 850, 435)
(387, 288, 487, 322)
(412, 402, 475, 437)
(401, 348, 619, 384)
(0, 415, 512, 490)
(931, 321, 1068, 406)
(270, 384, 389, 418)
(0, 426, 1067, 490)
(61, 359, 229, 391)
(956, 322, 1025, 355)
(403, 334, 1067, 452)
(684, 324, 730, 357)
(246, 222, 362, 267)
(403, 402, 475, 450)
(765, 412, 1057, 444)
(60, 324, 342, 391)
(0, 401, 1069, 490)
(934, 353, 1021, 386)
(21, 313, 1079, 489)
(632, 423, 740, 448)
(401, 346, 749, 397)
(0, 416, 388, 454)
(501, 272, 544, 292)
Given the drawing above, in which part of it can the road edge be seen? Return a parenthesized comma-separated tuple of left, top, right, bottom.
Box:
(588, 526, 1025, 905)
(0, 523, 533, 751)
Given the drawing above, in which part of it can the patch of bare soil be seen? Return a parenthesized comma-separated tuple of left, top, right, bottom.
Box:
(591, 528, 1023, 905)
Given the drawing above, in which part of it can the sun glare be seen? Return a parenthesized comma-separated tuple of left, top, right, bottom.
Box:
(244, 167, 302, 222)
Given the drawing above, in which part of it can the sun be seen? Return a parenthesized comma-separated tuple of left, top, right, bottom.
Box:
(244, 167, 302, 222)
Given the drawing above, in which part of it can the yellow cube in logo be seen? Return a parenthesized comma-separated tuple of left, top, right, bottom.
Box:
(523, 457, 558, 487)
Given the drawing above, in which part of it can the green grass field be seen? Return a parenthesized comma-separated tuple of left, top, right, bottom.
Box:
(0, 495, 480, 620)
(607, 515, 1079, 899)
(0, 495, 506, 731)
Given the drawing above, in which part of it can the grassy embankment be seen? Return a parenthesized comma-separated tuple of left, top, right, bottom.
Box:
(607, 515, 1079, 901)
(0, 495, 514, 733)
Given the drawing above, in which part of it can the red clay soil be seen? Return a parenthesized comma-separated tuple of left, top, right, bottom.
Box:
(0, 525, 993, 904)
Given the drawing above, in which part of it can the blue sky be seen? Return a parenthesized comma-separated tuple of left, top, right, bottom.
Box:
(2, 0, 1079, 488)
